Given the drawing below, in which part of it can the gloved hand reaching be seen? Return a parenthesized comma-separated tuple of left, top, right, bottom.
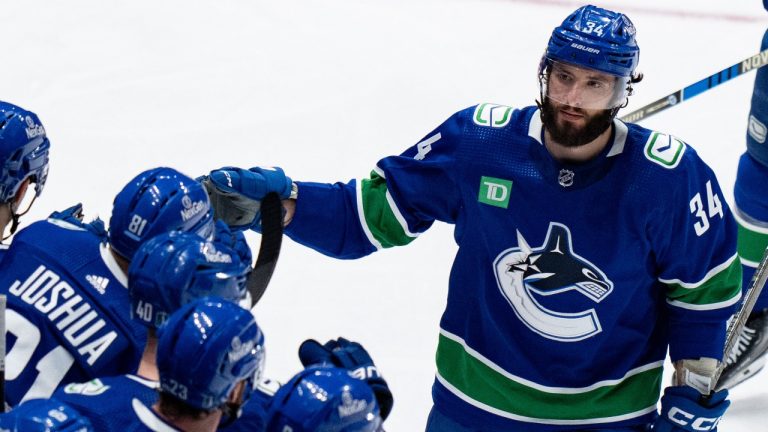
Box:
(298, 337, 394, 420)
(199, 166, 294, 230)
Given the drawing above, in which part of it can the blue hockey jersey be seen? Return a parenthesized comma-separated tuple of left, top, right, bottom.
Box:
(284, 105, 742, 430)
(54, 374, 165, 431)
(56, 373, 271, 431)
(0, 217, 147, 406)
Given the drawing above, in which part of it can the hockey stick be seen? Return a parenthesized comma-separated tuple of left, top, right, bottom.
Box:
(620, 48, 768, 123)
(712, 246, 768, 391)
(246, 192, 283, 305)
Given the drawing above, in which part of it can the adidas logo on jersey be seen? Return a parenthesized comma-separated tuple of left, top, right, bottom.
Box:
(86, 274, 109, 295)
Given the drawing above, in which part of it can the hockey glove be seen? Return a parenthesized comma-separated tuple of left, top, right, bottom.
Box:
(298, 337, 394, 420)
(48, 203, 107, 239)
(652, 386, 729, 432)
(199, 166, 293, 230)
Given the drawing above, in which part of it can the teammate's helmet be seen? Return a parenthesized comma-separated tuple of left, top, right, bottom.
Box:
(267, 365, 383, 432)
(108, 167, 215, 261)
(544, 5, 639, 78)
(0, 398, 94, 432)
(0, 101, 50, 204)
(128, 230, 250, 328)
(156, 297, 265, 411)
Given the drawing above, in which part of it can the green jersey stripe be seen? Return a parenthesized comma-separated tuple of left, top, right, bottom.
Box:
(355, 179, 382, 250)
(734, 213, 768, 265)
(359, 170, 417, 248)
(664, 255, 742, 307)
(436, 332, 662, 422)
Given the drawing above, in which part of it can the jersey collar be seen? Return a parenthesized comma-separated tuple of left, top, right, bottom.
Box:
(100, 242, 128, 288)
(527, 109, 628, 156)
(527, 109, 628, 189)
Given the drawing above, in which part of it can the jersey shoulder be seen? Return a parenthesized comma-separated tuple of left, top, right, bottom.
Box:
(624, 122, 711, 175)
(55, 375, 160, 431)
(453, 103, 534, 134)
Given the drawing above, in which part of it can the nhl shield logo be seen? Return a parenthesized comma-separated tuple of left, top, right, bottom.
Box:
(558, 169, 574, 187)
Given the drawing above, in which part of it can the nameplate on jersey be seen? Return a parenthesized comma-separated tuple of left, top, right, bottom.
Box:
(644, 132, 686, 169)
(473, 103, 512, 128)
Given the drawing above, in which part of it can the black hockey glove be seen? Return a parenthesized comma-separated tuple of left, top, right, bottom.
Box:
(298, 337, 394, 420)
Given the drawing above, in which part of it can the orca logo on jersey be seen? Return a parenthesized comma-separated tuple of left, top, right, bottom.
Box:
(493, 222, 613, 342)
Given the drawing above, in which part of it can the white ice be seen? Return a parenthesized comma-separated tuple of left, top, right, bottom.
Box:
(3, 0, 767, 429)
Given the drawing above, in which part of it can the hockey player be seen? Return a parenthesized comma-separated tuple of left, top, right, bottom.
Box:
(201, 5, 740, 431)
(54, 230, 255, 430)
(718, 4, 768, 389)
(0, 166, 216, 407)
(58, 297, 263, 432)
(0, 101, 50, 252)
(265, 365, 383, 432)
(0, 398, 94, 431)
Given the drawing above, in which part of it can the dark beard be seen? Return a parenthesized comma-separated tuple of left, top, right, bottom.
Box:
(539, 98, 613, 148)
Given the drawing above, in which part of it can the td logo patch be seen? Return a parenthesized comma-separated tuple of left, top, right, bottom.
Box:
(478, 176, 512, 208)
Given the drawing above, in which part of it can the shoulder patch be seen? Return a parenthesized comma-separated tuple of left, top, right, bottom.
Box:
(63, 379, 110, 396)
(644, 131, 686, 169)
(473, 103, 512, 128)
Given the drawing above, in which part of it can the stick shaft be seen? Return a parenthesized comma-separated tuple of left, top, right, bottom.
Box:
(621, 48, 768, 123)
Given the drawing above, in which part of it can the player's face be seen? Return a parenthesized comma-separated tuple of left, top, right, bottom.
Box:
(541, 62, 621, 148)
(545, 61, 627, 110)
(541, 97, 613, 148)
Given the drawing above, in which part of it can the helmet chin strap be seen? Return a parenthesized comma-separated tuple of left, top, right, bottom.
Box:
(218, 401, 242, 428)
(2, 193, 37, 241)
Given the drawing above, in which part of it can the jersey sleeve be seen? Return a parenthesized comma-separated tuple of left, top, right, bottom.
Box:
(284, 109, 467, 259)
(649, 148, 742, 362)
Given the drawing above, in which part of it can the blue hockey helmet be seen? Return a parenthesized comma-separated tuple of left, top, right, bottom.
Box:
(108, 167, 215, 261)
(156, 297, 265, 411)
(267, 365, 383, 432)
(544, 5, 639, 78)
(0, 398, 94, 432)
(0, 101, 50, 205)
(128, 230, 250, 328)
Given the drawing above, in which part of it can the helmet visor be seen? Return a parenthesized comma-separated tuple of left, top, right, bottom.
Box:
(542, 60, 630, 110)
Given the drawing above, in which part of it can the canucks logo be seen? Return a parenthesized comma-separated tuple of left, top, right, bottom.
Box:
(493, 222, 613, 342)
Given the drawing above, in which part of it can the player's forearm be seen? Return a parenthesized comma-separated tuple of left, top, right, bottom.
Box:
(284, 181, 377, 259)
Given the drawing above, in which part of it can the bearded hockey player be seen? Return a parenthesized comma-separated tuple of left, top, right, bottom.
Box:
(202, 5, 739, 432)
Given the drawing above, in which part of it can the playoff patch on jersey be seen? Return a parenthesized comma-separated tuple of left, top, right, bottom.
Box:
(473, 103, 512, 128)
(644, 131, 686, 169)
